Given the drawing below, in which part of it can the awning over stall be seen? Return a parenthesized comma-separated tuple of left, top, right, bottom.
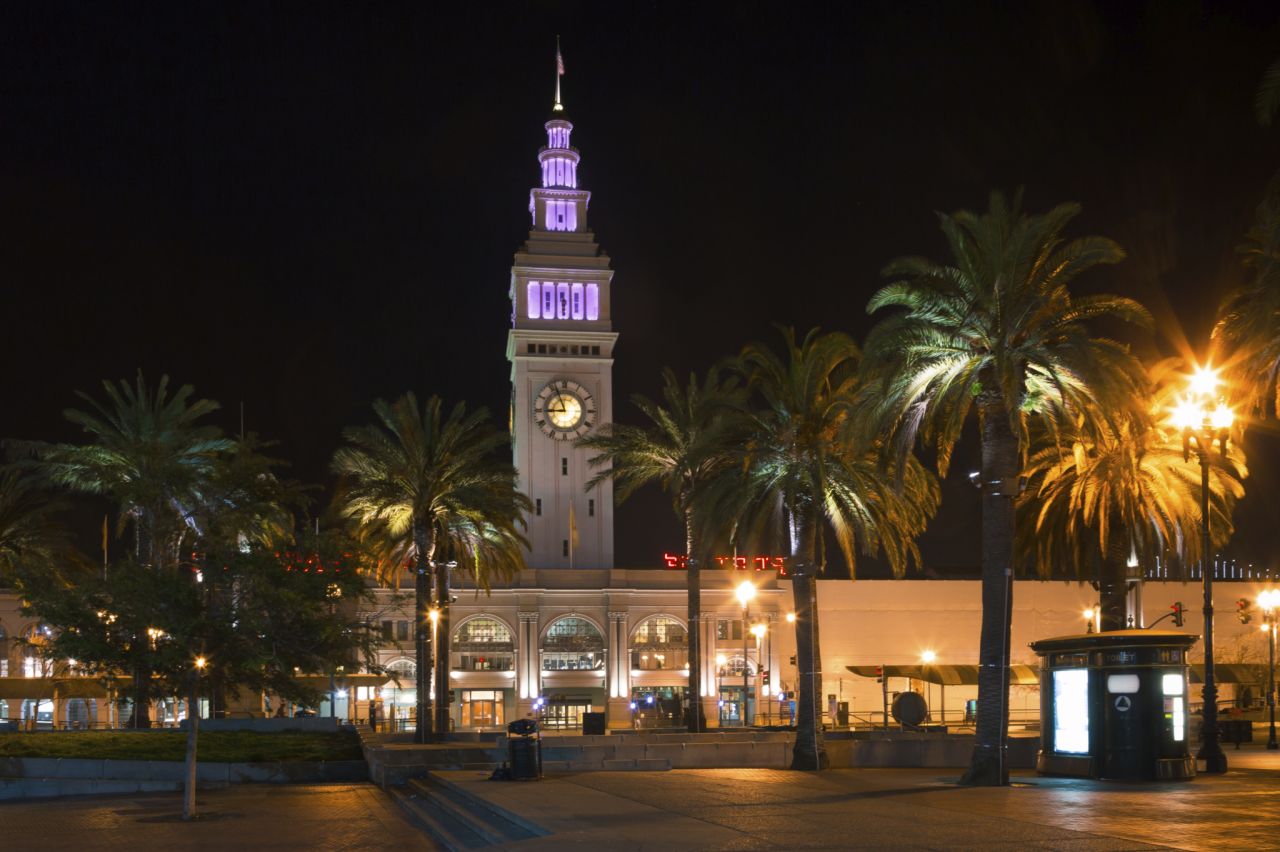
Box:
(846, 664, 1040, 686)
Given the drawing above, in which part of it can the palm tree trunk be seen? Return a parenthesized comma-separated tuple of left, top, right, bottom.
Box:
(685, 512, 704, 733)
(790, 507, 828, 770)
(1098, 531, 1129, 632)
(433, 559, 451, 739)
(413, 519, 434, 744)
(962, 398, 1018, 786)
(182, 676, 199, 820)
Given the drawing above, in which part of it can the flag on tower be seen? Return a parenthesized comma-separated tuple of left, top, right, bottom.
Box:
(569, 501, 580, 549)
(557, 46, 565, 76)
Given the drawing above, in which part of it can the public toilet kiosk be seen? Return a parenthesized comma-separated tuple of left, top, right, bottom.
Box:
(1031, 630, 1198, 781)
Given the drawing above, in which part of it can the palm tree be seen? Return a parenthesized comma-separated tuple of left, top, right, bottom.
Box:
(333, 393, 529, 743)
(715, 328, 939, 770)
(1020, 361, 1247, 629)
(863, 191, 1151, 785)
(36, 371, 232, 570)
(578, 366, 744, 733)
(1216, 181, 1280, 417)
(0, 467, 75, 585)
(32, 371, 231, 727)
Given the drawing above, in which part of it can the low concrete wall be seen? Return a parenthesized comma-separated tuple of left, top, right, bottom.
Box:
(178, 717, 346, 733)
(0, 756, 366, 790)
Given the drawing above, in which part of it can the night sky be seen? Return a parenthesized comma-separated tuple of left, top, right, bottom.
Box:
(3, 2, 1279, 574)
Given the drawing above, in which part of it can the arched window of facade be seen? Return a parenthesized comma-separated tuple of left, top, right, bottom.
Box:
(386, 658, 416, 680)
(717, 655, 755, 678)
(541, 616, 604, 671)
(21, 624, 51, 678)
(452, 617, 514, 671)
(630, 616, 688, 671)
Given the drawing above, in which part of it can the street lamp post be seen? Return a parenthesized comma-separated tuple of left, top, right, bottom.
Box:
(1259, 589, 1280, 751)
(715, 653, 727, 725)
(1171, 365, 1234, 774)
(735, 581, 756, 727)
(751, 623, 767, 725)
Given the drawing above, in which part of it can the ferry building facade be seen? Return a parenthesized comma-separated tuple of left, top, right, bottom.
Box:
(362, 90, 787, 733)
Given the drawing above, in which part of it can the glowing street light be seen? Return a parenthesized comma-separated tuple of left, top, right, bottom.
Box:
(194, 656, 207, 670)
(1170, 362, 1234, 773)
(785, 612, 796, 624)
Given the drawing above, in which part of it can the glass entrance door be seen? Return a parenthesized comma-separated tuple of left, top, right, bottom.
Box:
(460, 690, 505, 728)
(542, 701, 592, 730)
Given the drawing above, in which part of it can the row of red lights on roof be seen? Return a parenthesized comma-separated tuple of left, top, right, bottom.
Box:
(662, 553, 790, 576)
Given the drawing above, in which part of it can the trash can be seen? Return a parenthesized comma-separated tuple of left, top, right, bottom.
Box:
(507, 718, 541, 781)
(1032, 629, 1197, 781)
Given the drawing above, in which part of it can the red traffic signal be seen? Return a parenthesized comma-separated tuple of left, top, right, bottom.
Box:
(1171, 601, 1185, 627)
(1236, 598, 1253, 625)
(874, 665, 884, 683)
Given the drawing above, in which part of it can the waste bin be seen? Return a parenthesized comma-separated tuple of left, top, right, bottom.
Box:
(506, 718, 541, 780)
(1032, 629, 1197, 781)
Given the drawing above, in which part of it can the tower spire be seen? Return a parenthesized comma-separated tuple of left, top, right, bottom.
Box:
(554, 36, 565, 112)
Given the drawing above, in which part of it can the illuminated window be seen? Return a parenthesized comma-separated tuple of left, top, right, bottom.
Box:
(585, 283, 599, 320)
(1052, 669, 1090, 754)
(541, 283, 555, 318)
(1106, 674, 1139, 694)
(453, 617, 514, 672)
(571, 283, 584, 319)
(556, 283, 570, 319)
(542, 616, 604, 670)
(631, 616, 688, 670)
(1161, 674, 1184, 696)
(527, 282, 542, 319)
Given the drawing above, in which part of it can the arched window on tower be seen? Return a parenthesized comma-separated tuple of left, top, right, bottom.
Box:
(527, 281, 542, 319)
(585, 283, 600, 321)
(570, 283, 584, 319)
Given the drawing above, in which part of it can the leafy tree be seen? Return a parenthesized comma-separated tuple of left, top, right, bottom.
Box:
(863, 191, 1150, 785)
(713, 328, 938, 769)
(24, 372, 232, 727)
(1216, 180, 1280, 417)
(18, 536, 377, 820)
(332, 394, 529, 743)
(0, 467, 77, 586)
(578, 366, 745, 733)
(1019, 361, 1247, 629)
(33, 371, 233, 570)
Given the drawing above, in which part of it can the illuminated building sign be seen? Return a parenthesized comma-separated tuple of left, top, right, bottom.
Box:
(662, 553, 789, 576)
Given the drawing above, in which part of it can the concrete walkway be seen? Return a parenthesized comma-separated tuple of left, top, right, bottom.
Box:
(0, 782, 438, 850)
(435, 744, 1280, 850)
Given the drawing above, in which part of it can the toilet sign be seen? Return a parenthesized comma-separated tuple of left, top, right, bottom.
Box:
(1114, 695, 1132, 712)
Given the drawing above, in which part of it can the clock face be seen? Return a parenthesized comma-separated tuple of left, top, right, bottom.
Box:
(535, 379, 596, 440)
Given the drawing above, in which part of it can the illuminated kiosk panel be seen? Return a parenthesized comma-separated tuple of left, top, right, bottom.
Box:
(1052, 669, 1090, 754)
(1031, 630, 1198, 781)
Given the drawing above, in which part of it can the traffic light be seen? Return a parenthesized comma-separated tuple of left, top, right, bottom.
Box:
(1171, 601, 1185, 627)
(789, 655, 797, 666)
(1236, 598, 1253, 624)
(875, 665, 884, 684)
(762, 670, 770, 686)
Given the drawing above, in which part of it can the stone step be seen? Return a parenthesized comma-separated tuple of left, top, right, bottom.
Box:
(427, 770, 552, 840)
(408, 777, 539, 845)
(390, 783, 489, 851)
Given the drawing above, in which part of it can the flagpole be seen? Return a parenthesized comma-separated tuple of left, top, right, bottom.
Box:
(554, 36, 564, 111)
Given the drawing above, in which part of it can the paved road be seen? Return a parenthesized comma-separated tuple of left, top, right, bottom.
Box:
(0, 782, 437, 851)
(442, 746, 1280, 850)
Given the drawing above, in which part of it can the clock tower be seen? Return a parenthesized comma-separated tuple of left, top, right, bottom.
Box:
(507, 93, 616, 571)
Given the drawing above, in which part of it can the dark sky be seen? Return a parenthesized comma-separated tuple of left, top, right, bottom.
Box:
(3, 2, 1279, 574)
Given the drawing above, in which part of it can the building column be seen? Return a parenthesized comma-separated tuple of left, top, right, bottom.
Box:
(516, 611, 540, 720)
(701, 613, 721, 727)
(606, 610, 631, 728)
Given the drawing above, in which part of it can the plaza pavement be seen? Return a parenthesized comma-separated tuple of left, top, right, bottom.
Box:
(433, 743, 1280, 851)
(2, 746, 1278, 850)
(0, 782, 438, 851)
